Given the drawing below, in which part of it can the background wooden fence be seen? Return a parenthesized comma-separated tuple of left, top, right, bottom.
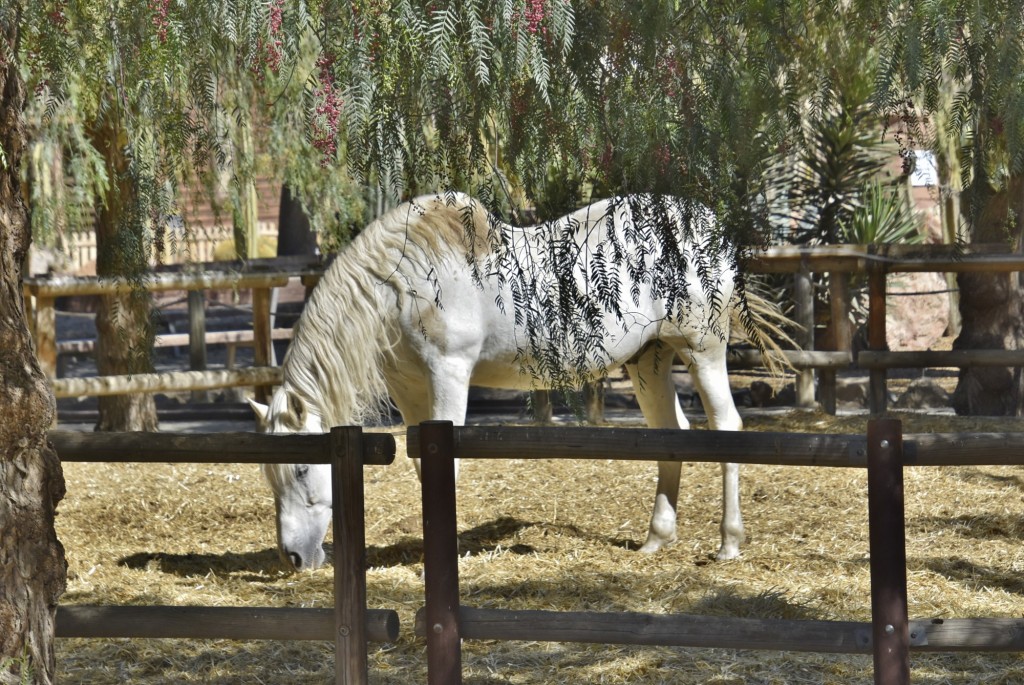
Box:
(50, 426, 398, 685)
(23, 244, 1024, 415)
(24, 256, 320, 403)
(409, 419, 1024, 685)
(747, 243, 1024, 413)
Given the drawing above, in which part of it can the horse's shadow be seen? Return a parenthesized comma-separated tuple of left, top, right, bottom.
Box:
(118, 549, 285, 580)
(364, 516, 541, 567)
(914, 512, 1024, 540)
(117, 516, 639, 578)
(917, 556, 1024, 595)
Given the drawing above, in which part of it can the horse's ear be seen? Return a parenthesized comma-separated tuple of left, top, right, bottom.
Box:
(248, 399, 270, 428)
(287, 391, 308, 427)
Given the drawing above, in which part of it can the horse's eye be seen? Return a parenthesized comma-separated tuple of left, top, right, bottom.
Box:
(295, 465, 309, 479)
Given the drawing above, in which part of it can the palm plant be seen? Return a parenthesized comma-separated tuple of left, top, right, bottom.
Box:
(840, 180, 922, 246)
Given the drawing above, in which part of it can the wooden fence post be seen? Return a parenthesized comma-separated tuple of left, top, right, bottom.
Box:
(820, 272, 852, 414)
(35, 293, 57, 379)
(794, 267, 816, 408)
(868, 255, 888, 414)
(188, 289, 209, 402)
(419, 421, 463, 685)
(531, 390, 553, 423)
(583, 380, 605, 425)
(867, 419, 909, 685)
(331, 426, 368, 685)
(252, 286, 273, 403)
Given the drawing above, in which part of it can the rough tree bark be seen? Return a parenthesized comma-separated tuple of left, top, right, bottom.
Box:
(951, 175, 1024, 415)
(88, 114, 159, 432)
(0, 9, 68, 683)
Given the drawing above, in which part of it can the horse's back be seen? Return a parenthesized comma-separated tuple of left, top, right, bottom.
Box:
(384, 194, 736, 389)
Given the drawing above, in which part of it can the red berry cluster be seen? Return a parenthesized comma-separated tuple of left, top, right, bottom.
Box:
(47, 5, 68, 28)
(312, 53, 343, 166)
(265, 0, 284, 73)
(600, 142, 614, 176)
(149, 0, 170, 43)
(252, 0, 285, 79)
(655, 142, 670, 175)
(524, 0, 547, 36)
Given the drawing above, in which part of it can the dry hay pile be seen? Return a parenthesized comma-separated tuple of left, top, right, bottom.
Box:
(55, 410, 1024, 684)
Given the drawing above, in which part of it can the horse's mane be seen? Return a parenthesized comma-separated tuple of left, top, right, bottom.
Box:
(277, 193, 492, 429)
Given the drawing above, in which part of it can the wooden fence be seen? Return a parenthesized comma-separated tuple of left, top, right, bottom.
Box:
(409, 419, 1024, 685)
(59, 221, 280, 272)
(50, 426, 398, 685)
(24, 256, 321, 403)
(746, 243, 1024, 413)
(23, 244, 1024, 414)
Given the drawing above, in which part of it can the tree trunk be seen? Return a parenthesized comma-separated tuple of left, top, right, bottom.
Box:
(277, 185, 318, 257)
(951, 175, 1024, 415)
(232, 121, 260, 260)
(0, 13, 68, 683)
(89, 116, 159, 432)
(93, 290, 159, 431)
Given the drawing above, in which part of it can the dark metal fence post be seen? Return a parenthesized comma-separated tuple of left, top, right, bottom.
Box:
(331, 426, 368, 685)
(867, 419, 909, 685)
(419, 421, 463, 685)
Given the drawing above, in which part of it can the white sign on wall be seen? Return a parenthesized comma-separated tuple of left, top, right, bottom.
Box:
(911, 150, 939, 187)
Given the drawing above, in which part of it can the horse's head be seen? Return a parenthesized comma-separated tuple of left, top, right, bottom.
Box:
(250, 389, 330, 571)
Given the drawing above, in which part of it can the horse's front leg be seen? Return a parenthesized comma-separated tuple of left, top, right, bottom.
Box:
(422, 357, 475, 481)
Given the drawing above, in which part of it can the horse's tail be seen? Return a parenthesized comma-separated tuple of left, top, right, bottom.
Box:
(729, 279, 799, 378)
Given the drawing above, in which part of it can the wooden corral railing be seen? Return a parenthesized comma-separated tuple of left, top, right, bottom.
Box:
(50, 426, 398, 685)
(58, 221, 281, 272)
(24, 256, 321, 403)
(746, 243, 1024, 414)
(409, 420, 1024, 685)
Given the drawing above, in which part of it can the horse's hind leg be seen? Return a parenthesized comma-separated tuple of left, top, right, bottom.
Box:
(626, 343, 690, 554)
(683, 340, 745, 560)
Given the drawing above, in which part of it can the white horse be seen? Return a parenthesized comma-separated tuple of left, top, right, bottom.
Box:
(251, 192, 768, 571)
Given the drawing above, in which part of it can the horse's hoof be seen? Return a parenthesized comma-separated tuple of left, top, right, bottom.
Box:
(715, 546, 741, 561)
(637, 536, 676, 553)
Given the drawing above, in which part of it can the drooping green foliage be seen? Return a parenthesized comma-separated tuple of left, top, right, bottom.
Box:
(872, 0, 1024, 235)
(22, 1, 1024, 250)
(18, 0, 1024, 398)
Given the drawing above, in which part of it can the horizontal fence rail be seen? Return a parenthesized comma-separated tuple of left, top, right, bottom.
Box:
(408, 425, 871, 467)
(24, 271, 291, 297)
(57, 605, 398, 643)
(51, 367, 285, 399)
(50, 429, 394, 465)
(407, 425, 1024, 468)
(746, 243, 1024, 274)
(412, 421, 1024, 685)
(411, 608, 1024, 654)
(51, 426, 397, 685)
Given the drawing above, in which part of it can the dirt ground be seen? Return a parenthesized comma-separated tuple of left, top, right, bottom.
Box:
(52, 397, 1024, 684)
